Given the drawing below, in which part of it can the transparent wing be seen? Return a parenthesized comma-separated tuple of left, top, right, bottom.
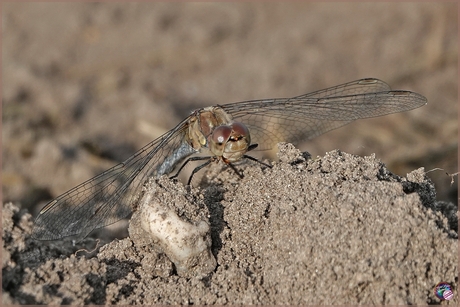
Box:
(293, 78, 392, 99)
(32, 117, 195, 241)
(221, 78, 427, 151)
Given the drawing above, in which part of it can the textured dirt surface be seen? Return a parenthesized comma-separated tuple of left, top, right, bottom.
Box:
(2, 2, 458, 305)
(2, 145, 458, 304)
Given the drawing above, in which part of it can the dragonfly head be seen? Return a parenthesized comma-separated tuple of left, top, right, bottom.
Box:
(208, 122, 251, 163)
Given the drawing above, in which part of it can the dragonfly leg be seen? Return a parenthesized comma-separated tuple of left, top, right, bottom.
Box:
(227, 162, 244, 179)
(243, 155, 272, 169)
(226, 154, 272, 180)
(187, 159, 212, 186)
(169, 156, 212, 181)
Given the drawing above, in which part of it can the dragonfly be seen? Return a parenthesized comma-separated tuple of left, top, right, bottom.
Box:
(31, 78, 427, 241)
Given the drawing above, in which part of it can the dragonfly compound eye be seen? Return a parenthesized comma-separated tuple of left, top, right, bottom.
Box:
(209, 125, 232, 156)
(229, 122, 250, 143)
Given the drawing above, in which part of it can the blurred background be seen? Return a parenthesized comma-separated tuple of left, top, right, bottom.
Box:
(3, 2, 458, 218)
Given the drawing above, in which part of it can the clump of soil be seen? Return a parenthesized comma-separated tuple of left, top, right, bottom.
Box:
(2, 145, 457, 305)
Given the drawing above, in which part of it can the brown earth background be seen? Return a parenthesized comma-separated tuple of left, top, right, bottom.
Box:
(3, 2, 458, 209)
(2, 2, 459, 305)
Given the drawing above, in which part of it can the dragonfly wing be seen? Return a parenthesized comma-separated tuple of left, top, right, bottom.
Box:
(293, 78, 391, 99)
(32, 118, 194, 241)
(222, 85, 426, 152)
